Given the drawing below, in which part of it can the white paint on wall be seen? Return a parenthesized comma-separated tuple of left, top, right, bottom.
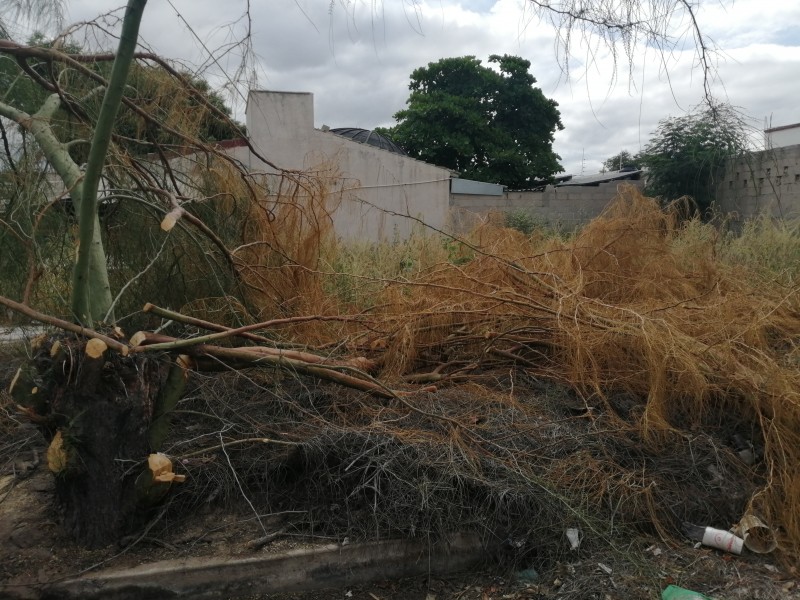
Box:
(239, 90, 453, 242)
(766, 123, 800, 149)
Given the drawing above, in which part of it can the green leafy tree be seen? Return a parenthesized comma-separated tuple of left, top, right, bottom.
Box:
(640, 104, 750, 216)
(382, 55, 563, 189)
(602, 150, 639, 172)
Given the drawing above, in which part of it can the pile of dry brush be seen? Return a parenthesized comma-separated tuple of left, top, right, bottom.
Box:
(145, 183, 799, 564)
(3, 180, 798, 566)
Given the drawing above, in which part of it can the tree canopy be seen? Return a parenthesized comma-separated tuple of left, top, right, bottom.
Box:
(0, 31, 249, 325)
(639, 104, 750, 215)
(0, 0, 64, 40)
(381, 55, 563, 189)
(602, 150, 639, 172)
(0, 33, 243, 166)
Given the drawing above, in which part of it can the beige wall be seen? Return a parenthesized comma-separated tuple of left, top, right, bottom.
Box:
(766, 126, 800, 149)
(239, 91, 452, 242)
(239, 91, 800, 239)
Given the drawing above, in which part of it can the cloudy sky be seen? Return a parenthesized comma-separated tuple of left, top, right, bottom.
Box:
(61, 0, 800, 175)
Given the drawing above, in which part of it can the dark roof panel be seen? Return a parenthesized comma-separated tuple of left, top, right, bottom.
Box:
(557, 169, 642, 187)
(329, 128, 407, 155)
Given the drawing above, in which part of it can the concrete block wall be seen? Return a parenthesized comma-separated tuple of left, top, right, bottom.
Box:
(450, 143, 800, 236)
(449, 180, 643, 233)
(716, 144, 800, 221)
(244, 91, 453, 242)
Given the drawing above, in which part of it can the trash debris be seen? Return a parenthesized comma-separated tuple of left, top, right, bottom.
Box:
(565, 527, 582, 550)
(683, 522, 743, 554)
(516, 568, 539, 583)
(646, 544, 663, 556)
(701, 527, 743, 554)
(661, 584, 712, 599)
(736, 514, 777, 554)
(597, 562, 613, 575)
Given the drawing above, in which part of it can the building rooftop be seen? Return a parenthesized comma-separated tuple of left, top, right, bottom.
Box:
(328, 128, 407, 156)
(765, 122, 800, 133)
(557, 168, 642, 187)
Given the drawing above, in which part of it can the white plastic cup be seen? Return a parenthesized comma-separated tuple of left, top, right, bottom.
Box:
(701, 527, 744, 554)
(565, 528, 582, 550)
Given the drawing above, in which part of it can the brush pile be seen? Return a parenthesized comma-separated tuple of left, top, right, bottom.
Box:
(150, 185, 799, 564)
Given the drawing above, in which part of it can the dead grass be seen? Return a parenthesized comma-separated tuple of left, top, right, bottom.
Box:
(223, 184, 800, 562)
(721, 215, 800, 285)
(3, 180, 799, 568)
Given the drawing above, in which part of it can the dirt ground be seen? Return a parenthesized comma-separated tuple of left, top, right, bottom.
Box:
(1, 335, 798, 600)
(1, 462, 797, 600)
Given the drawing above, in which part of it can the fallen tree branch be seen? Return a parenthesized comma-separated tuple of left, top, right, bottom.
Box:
(178, 437, 301, 459)
(190, 345, 395, 398)
(141, 303, 273, 344)
(129, 329, 396, 397)
(131, 329, 377, 373)
(135, 305, 366, 352)
(246, 525, 290, 551)
(0, 293, 129, 355)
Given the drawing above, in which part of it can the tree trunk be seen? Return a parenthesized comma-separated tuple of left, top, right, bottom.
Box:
(19, 337, 162, 547)
(72, 0, 148, 325)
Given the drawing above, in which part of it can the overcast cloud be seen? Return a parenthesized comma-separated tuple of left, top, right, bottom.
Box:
(62, 0, 800, 175)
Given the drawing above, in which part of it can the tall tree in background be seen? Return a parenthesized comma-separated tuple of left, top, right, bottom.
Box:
(382, 55, 563, 189)
(639, 104, 751, 216)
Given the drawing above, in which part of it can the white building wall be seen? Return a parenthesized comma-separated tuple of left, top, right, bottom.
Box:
(766, 124, 800, 149)
(239, 90, 452, 242)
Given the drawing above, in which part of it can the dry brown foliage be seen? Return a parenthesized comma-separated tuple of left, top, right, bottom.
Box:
(223, 183, 800, 560)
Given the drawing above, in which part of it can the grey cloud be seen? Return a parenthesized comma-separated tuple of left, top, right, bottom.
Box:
(59, 1, 800, 177)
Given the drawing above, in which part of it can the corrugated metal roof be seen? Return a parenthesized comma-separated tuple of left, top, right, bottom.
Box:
(328, 128, 407, 155)
(557, 169, 642, 187)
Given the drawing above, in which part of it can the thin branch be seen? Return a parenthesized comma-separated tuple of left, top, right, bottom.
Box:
(142, 303, 274, 344)
(0, 293, 129, 355)
(102, 233, 171, 323)
(134, 308, 366, 352)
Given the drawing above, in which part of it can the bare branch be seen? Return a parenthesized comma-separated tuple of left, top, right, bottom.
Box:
(0, 292, 129, 355)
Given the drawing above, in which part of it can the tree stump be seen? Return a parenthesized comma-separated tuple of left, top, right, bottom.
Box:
(15, 336, 163, 547)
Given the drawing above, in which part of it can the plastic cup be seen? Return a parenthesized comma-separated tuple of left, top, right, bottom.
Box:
(701, 527, 743, 554)
(737, 514, 777, 553)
